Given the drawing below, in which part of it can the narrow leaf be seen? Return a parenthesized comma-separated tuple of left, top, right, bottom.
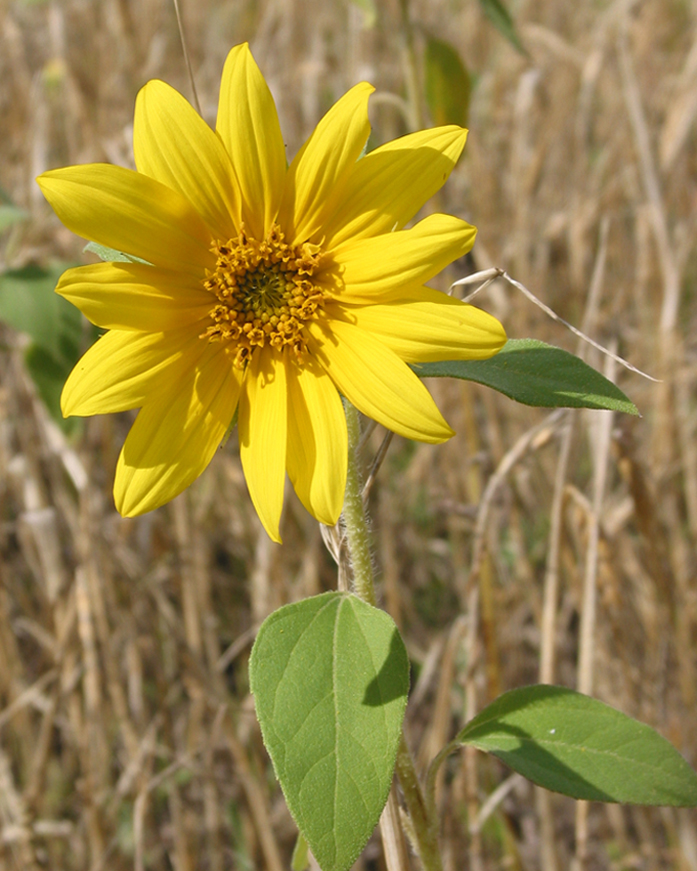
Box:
(250, 592, 409, 871)
(411, 339, 638, 414)
(424, 36, 470, 128)
(84, 241, 150, 264)
(478, 0, 527, 54)
(457, 685, 697, 806)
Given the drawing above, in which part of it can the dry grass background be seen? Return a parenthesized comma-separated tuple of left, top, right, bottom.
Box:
(1, 0, 697, 868)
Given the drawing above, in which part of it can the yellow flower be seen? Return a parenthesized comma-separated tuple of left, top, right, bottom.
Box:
(37, 43, 506, 542)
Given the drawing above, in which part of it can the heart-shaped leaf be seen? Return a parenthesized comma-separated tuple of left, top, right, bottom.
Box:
(250, 592, 409, 871)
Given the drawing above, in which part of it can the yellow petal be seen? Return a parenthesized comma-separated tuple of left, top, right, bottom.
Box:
(286, 360, 347, 526)
(134, 79, 241, 238)
(114, 343, 241, 516)
(328, 214, 476, 302)
(62, 327, 207, 417)
(37, 164, 214, 275)
(308, 317, 453, 443)
(278, 82, 374, 244)
(336, 288, 507, 362)
(320, 125, 468, 248)
(56, 262, 213, 331)
(216, 44, 286, 240)
(238, 349, 288, 542)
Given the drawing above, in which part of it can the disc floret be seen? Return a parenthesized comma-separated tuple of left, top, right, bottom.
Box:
(202, 223, 325, 368)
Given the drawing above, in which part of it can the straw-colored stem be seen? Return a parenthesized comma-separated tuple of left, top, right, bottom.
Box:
(573, 353, 616, 871)
(172, 0, 201, 115)
(397, 0, 423, 131)
(379, 782, 411, 871)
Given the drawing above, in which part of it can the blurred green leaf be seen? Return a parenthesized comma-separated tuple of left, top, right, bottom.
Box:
(424, 36, 470, 128)
(250, 592, 409, 871)
(411, 339, 638, 414)
(457, 685, 697, 806)
(0, 182, 17, 204)
(23, 344, 76, 432)
(347, 0, 376, 28)
(0, 205, 28, 233)
(479, 0, 527, 54)
(0, 264, 80, 359)
(0, 263, 87, 431)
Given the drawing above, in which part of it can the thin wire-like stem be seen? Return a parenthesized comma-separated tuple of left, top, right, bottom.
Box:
(362, 430, 394, 505)
(453, 268, 657, 383)
(172, 0, 202, 115)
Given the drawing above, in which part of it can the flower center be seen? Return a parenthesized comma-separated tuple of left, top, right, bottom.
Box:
(201, 223, 325, 368)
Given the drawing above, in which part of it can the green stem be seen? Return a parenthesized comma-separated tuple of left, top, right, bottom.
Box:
(342, 400, 376, 607)
(425, 740, 459, 824)
(395, 737, 444, 871)
(340, 401, 442, 871)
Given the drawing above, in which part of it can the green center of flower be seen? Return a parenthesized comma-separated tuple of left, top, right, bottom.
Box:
(201, 223, 325, 369)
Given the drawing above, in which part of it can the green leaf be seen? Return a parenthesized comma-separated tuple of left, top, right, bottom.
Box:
(478, 0, 527, 54)
(0, 204, 28, 233)
(411, 339, 638, 414)
(291, 832, 310, 871)
(457, 685, 697, 806)
(0, 263, 87, 431)
(250, 592, 409, 871)
(84, 241, 150, 264)
(0, 264, 81, 361)
(23, 344, 78, 433)
(424, 36, 470, 128)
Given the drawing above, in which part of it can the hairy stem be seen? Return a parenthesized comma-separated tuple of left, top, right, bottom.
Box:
(342, 400, 376, 606)
(395, 737, 444, 871)
(340, 401, 443, 871)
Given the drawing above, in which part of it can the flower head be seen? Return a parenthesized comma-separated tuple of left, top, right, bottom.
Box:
(37, 44, 506, 541)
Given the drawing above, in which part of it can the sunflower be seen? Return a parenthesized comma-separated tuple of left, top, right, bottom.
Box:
(37, 43, 506, 542)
